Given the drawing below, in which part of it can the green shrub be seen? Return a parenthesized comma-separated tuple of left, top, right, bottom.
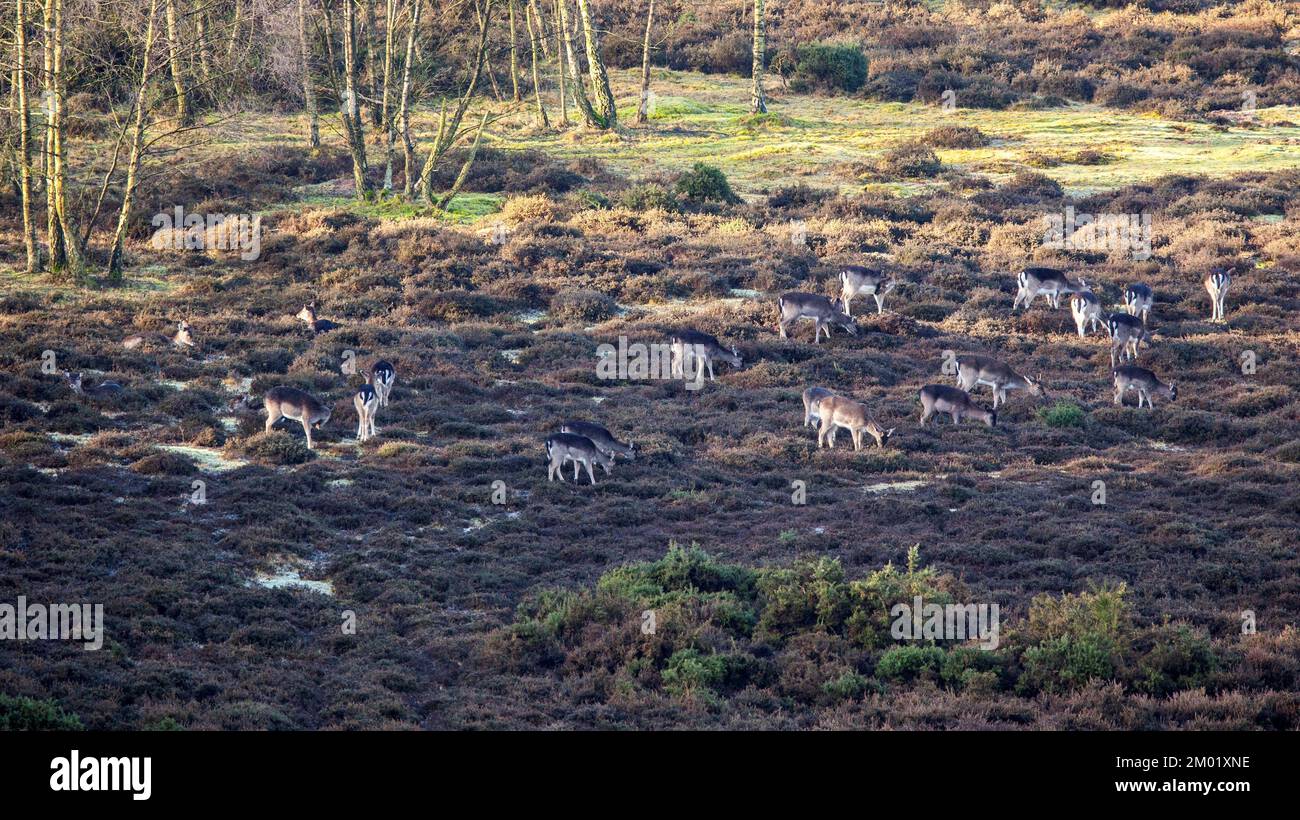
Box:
(1038, 401, 1086, 427)
(1134, 624, 1218, 697)
(794, 42, 868, 92)
(549, 288, 617, 323)
(662, 648, 727, 700)
(822, 671, 875, 701)
(1018, 584, 1131, 694)
(674, 163, 740, 205)
(620, 183, 680, 212)
(876, 645, 946, 682)
(923, 126, 989, 149)
(0, 694, 84, 730)
(877, 142, 942, 178)
(233, 431, 315, 465)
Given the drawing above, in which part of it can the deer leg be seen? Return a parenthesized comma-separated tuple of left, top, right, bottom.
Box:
(920, 404, 932, 425)
(852, 429, 862, 451)
(875, 293, 884, 314)
(303, 419, 313, 450)
(585, 459, 596, 485)
(706, 357, 715, 382)
(265, 409, 280, 434)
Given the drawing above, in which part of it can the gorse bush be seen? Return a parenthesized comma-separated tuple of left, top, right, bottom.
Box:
(793, 42, 868, 92)
(674, 163, 741, 205)
(0, 695, 84, 730)
(1038, 401, 1086, 427)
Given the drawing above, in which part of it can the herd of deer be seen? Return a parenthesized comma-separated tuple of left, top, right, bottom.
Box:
(65, 266, 1232, 485)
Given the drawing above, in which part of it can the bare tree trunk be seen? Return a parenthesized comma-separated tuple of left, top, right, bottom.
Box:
(15, 0, 40, 272)
(227, 0, 242, 57)
(508, 0, 521, 102)
(397, 0, 421, 196)
(42, 0, 66, 273)
(557, 0, 600, 128)
(299, 0, 320, 148)
(108, 0, 160, 281)
(436, 112, 488, 210)
(635, 0, 654, 124)
(479, 0, 503, 102)
(380, 0, 397, 188)
(163, 0, 191, 124)
(525, 0, 547, 127)
(417, 0, 492, 202)
(552, 0, 567, 125)
(341, 0, 370, 196)
(574, 0, 615, 128)
(194, 1, 212, 87)
(749, 0, 766, 114)
(363, 0, 381, 127)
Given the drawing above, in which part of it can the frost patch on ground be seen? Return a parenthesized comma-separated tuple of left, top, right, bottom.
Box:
(248, 554, 334, 596)
(157, 444, 249, 472)
(863, 480, 927, 494)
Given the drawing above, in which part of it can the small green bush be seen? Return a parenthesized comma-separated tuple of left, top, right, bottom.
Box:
(877, 142, 942, 178)
(0, 694, 84, 730)
(876, 645, 946, 682)
(1038, 401, 1086, 427)
(674, 163, 740, 205)
(620, 183, 680, 212)
(794, 42, 868, 92)
(234, 431, 315, 465)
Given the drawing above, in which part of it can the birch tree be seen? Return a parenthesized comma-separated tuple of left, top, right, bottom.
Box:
(749, 0, 767, 114)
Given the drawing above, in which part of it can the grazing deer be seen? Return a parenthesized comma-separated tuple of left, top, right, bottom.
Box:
(560, 420, 635, 460)
(1204, 268, 1232, 322)
(65, 371, 123, 400)
(777, 292, 857, 343)
(919, 384, 997, 428)
(297, 304, 340, 334)
(955, 355, 1045, 409)
(1124, 283, 1153, 325)
(264, 386, 332, 449)
(545, 432, 614, 485)
(1106, 312, 1147, 368)
(816, 395, 894, 450)
(1012, 267, 1082, 310)
(838, 266, 897, 316)
(1069, 278, 1103, 337)
(354, 383, 379, 442)
(801, 386, 835, 428)
(669, 329, 742, 381)
(123, 320, 196, 350)
(371, 360, 396, 407)
(1113, 365, 1177, 408)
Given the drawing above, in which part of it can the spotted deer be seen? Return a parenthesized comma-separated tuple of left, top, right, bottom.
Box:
(955, 355, 1045, 409)
(669, 329, 742, 381)
(1124, 283, 1153, 325)
(1106, 312, 1147, 368)
(1113, 365, 1177, 408)
(1205, 268, 1232, 322)
(919, 384, 997, 428)
(65, 371, 123, 400)
(123, 320, 195, 350)
(545, 432, 614, 484)
(1069, 278, 1103, 337)
(354, 383, 379, 442)
(801, 386, 835, 428)
(1013, 267, 1083, 310)
(297, 304, 341, 334)
(560, 421, 635, 460)
(777, 292, 858, 343)
(371, 360, 396, 407)
(816, 395, 894, 450)
(264, 386, 332, 449)
(838, 266, 897, 316)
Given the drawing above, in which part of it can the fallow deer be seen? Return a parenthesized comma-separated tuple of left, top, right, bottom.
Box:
(1069, 278, 1103, 337)
(669, 329, 742, 381)
(65, 371, 123, 400)
(560, 421, 635, 460)
(297, 304, 340, 334)
(1113, 365, 1177, 408)
(1205, 268, 1232, 322)
(371, 360, 396, 407)
(777, 292, 857, 343)
(1013, 267, 1083, 310)
(123, 320, 196, 351)
(545, 433, 614, 485)
(838, 266, 897, 316)
(1106, 312, 1147, 368)
(1124, 283, 1153, 325)
(955, 355, 1045, 409)
(816, 395, 894, 450)
(801, 386, 835, 428)
(354, 383, 379, 442)
(919, 384, 997, 428)
(264, 386, 332, 449)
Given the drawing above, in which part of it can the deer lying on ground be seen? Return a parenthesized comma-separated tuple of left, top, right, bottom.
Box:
(1012, 267, 1083, 310)
(1204, 268, 1232, 322)
(838, 266, 897, 316)
(264, 386, 332, 449)
(669, 329, 742, 381)
(297, 304, 341, 334)
(545, 432, 614, 485)
(123, 320, 195, 351)
(1124, 283, 1153, 325)
(777, 292, 857, 343)
(560, 421, 635, 460)
(955, 355, 1045, 409)
(1106, 313, 1147, 368)
(65, 372, 123, 400)
(1112, 365, 1177, 408)
(371, 360, 396, 407)
(919, 384, 997, 428)
(354, 383, 379, 442)
(816, 395, 894, 450)
(1069, 278, 1103, 337)
(801, 387, 835, 428)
